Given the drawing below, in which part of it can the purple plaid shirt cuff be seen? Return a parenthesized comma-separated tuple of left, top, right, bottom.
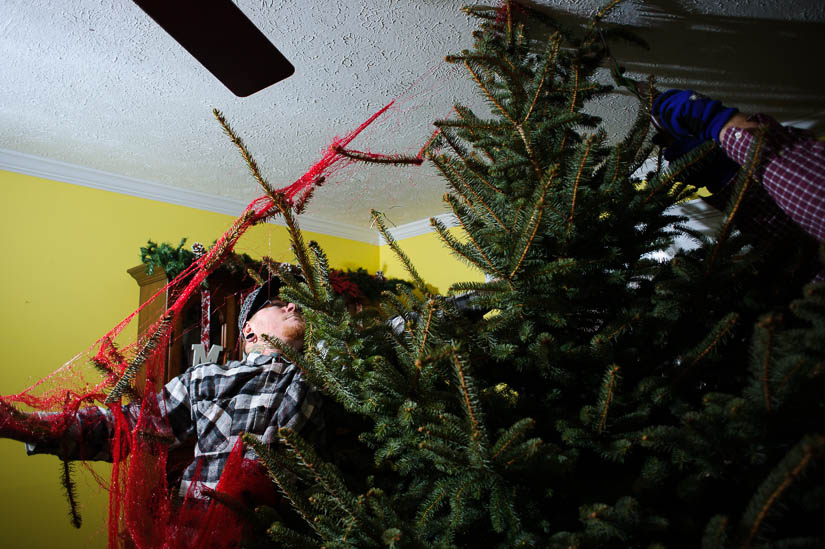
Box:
(720, 113, 825, 241)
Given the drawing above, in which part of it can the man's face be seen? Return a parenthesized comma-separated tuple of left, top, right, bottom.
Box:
(244, 300, 305, 352)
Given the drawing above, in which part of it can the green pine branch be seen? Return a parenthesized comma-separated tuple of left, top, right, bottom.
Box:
(739, 435, 825, 549)
(371, 209, 428, 294)
(105, 312, 172, 404)
(60, 457, 82, 529)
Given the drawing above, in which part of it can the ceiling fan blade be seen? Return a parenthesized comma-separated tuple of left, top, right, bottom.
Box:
(132, 0, 294, 97)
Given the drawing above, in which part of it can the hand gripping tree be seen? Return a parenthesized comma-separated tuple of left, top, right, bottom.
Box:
(239, 1, 824, 547)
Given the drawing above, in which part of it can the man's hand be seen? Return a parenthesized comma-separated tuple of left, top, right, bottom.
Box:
(718, 112, 761, 142)
(652, 89, 738, 143)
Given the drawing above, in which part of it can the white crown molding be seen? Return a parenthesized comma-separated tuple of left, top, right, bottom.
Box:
(0, 148, 379, 244)
(380, 213, 457, 245)
(0, 148, 724, 247)
(293, 215, 379, 244)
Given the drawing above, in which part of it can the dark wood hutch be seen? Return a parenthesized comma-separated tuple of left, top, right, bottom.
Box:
(127, 264, 249, 385)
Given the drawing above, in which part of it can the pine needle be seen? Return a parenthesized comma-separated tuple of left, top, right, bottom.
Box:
(241, 433, 324, 540)
(449, 348, 490, 463)
(372, 209, 428, 293)
(213, 108, 277, 197)
(597, 365, 622, 434)
(741, 435, 825, 548)
(105, 312, 173, 404)
(60, 458, 82, 528)
(332, 145, 423, 166)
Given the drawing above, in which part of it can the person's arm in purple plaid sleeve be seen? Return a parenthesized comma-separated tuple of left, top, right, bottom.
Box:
(719, 113, 825, 241)
(652, 89, 825, 242)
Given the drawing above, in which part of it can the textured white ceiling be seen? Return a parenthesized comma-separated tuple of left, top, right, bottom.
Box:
(1, 1, 823, 230)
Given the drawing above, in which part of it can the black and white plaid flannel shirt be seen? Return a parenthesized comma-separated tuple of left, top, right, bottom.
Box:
(27, 352, 323, 496)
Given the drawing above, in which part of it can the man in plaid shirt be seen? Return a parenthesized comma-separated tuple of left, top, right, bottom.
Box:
(1, 277, 323, 500)
(652, 88, 824, 243)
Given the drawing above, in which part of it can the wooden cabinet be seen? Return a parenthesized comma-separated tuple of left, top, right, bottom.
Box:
(127, 265, 247, 385)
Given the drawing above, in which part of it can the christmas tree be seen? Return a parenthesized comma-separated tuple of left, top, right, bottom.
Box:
(238, 1, 824, 547)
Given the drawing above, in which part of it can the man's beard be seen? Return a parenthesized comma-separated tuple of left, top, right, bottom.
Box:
(279, 319, 306, 350)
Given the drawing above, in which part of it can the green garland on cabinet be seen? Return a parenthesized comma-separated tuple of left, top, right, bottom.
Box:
(139, 238, 412, 302)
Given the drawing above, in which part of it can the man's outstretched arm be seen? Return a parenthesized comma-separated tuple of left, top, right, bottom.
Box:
(1, 371, 197, 462)
(0, 399, 120, 460)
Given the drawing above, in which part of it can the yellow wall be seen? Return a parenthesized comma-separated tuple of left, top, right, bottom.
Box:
(0, 170, 478, 548)
(0, 170, 377, 548)
(378, 228, 486, 295)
